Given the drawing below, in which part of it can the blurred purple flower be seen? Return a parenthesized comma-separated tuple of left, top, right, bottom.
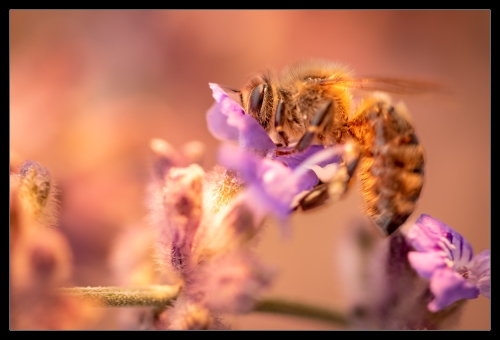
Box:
(406, 214, 490, 312)
(191, 250, 276, 314)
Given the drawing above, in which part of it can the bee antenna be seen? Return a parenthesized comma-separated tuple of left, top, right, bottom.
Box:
(225, 87, 241, 93)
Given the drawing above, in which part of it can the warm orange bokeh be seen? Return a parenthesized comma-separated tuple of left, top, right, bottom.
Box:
(10, 10, 490, 330)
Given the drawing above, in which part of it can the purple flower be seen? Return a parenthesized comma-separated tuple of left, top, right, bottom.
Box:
(406, 214, 490, 312)
(206, 83, 276, 153)
(206, 83, 342, 166)
(217, 143, 350, 233)
(207, 83, 347, 226)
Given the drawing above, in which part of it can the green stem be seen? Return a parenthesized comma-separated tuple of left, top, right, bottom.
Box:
(59, 285, 348, 327)
(59, 285, 180, 307)
(254, 298, 348, 327)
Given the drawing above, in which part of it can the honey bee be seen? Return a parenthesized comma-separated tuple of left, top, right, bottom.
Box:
(231, 59, 436, 235)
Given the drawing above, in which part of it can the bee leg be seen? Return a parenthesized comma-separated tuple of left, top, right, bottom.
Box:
(275, 98, 290, 147)
(297, 144, 360, 211)
(295, 100, 333, 152)
(275, 100, 333, 156)
(297, 183, 330, 210)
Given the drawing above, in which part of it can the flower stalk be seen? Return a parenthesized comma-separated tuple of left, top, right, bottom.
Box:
(59, 285, 181, 308)
(253, 298, 348, 326)
(59, 286, 349, 327)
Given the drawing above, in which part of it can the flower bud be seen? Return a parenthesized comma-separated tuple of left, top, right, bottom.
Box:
(16, 161, 59, 228)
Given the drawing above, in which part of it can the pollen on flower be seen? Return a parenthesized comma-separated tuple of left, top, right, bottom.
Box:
(444, 258, 454, 268)
(456, 266, 469, 279)
(204, 166, 244, 214)
(192, 197, 259, 266)
(438, 236, 456, 252)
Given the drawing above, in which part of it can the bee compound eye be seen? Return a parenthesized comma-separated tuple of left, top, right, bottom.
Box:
(247, 83, 267, 117)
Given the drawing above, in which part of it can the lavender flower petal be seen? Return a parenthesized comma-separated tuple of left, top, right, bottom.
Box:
(471, 249, 490, 298)
(217, 144, 298, 220)
(270, 144, 342, 170)
(407, 214, 454, 252)
(407, 214, 474, 267)
(294, 168, 321, 193)
(407, 251, 447, 280)
(216, 144, 263, 184)
(427, 268, 480, 312)
(206, 102, 240, 142)
(207, 83, 276, 152)
(293, 143, 354, 184)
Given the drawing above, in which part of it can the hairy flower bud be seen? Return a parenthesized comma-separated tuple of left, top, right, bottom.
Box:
(15, 160, 59, 228)
(150, 139, 206, 182)
(191, 251, 276, 314)
(163, 295, 227, 330)
(151, 164, 204, 279)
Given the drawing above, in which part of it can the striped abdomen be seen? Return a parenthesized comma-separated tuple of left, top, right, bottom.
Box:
(349, 96, 425, 235)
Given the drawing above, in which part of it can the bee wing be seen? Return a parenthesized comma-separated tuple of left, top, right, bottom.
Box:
(319, 77, 449, 96)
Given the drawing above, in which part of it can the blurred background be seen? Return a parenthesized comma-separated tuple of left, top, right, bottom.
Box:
(10, 10, 490, 330)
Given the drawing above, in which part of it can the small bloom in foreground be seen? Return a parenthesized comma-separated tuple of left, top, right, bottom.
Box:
(406, 214, 490, 312)
(147, 141, 276, 329)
